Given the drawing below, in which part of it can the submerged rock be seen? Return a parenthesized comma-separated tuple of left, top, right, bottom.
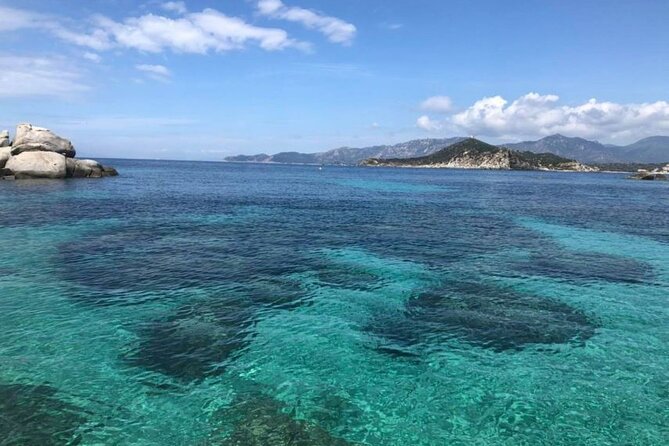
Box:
(0, 383, 85, 445)
(125, 299, 256, 381)
(366, 281, 597, 353)
(215, 392, 354, 446)
(5, 151, 67, 179)
(11, 123, 76, 157)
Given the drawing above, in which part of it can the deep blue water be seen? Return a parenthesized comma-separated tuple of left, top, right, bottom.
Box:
(0, 160, 667, 445)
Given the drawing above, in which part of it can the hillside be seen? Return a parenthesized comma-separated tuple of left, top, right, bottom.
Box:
(505, 134, 623, 163)
(617, 136, 669, 163)
(225, 137, 465, 165)
(362, 138, 597, 171)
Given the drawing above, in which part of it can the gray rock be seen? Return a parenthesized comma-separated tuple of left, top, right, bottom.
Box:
(0, 130, 9, 147)
(102, 166, 118, 177)
(11, 124, 76, 158)
(65, 158, 103, 178)
(0, 147, 11, 168)
(5, 151, 67, 179)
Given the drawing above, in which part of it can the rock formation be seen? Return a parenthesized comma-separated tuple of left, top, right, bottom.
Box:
(0, 124, 117, 180)
(630, 164, 669, 181)
(0, 130, 9, 147)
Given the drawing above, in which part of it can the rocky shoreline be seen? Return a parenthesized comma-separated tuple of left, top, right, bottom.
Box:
(0, 124, 117, 180)
(629, 164, 669, 180)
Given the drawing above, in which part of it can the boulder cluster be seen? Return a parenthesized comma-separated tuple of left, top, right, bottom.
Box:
(0, 124, 117, 180)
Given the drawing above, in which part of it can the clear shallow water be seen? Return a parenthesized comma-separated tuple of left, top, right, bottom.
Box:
(0, 161, 667, 445)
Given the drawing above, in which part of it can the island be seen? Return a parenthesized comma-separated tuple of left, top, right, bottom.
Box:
(360, 138, 598, 171)
(0, 124, 117, 180)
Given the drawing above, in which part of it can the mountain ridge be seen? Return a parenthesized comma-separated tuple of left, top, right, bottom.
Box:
(225, 134, 669, 165)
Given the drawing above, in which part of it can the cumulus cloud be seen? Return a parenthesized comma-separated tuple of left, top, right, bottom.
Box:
(161, 1, 188, 15)
(0, 5, 309, 54)
(0, 56, 89, 98)
(420, 96, 453, 113)
(136, 64, 172, 81)
(415, 92, 669, 142)
(416, 115, 442, 132)
(257, 0, 356, 45)
(451, 92, 669, 141)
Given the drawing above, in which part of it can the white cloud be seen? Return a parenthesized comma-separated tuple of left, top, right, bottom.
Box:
(416, 115, 442, 132)
(257, 0, 356, 45)
(420, 96, 453, 113)
(136, 64, 172, 81)
(0, 6, 48, 32)
(451, 92, 669, 142)
(0, 5, 308, 54)
(161, 1, 188, 15)
(95, 9, 309, 53)
(0, 56, 89, 98)
(83, 52, 102, 63)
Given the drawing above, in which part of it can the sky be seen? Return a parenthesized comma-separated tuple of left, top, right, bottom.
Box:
(1, 0, 668, 160)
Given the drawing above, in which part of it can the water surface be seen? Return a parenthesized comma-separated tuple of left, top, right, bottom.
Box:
(1, 161, 667, 445)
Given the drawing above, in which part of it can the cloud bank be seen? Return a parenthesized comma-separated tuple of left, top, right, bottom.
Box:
(417, 92, 669, 142)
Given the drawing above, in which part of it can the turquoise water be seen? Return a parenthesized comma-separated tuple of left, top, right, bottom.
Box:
(0, 161, 667, 445)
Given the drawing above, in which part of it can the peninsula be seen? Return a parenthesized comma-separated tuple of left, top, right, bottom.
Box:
(360, 138, 597, 171)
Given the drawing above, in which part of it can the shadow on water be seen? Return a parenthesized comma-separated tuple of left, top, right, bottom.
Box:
(366, 281, 598, 354)
(0, 383, 86, 446)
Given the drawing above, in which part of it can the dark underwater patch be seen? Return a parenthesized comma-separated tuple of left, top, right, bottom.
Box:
(56, 220, 310, 307)
(0, 383, 86, 446)
(510, 251, 654, 284)
(212, 392, 355, 446)
(125, 276, 309, 381)
(124, 299, 256, 381)
(366, 281, 597, 353)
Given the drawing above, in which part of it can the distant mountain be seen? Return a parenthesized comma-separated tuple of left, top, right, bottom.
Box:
(616, 136, 669, 163)
(505, 134, 623, 163)
(361, 138, 596, 171)
(225, 137, 465, 165)
(225, 134, 669, 166)
(505, 134, 669, 163)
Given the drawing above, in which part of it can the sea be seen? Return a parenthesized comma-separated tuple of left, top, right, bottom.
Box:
(0, 160, 667, 445)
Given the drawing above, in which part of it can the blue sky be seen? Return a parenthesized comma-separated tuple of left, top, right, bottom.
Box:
(1, 0, 668, 160)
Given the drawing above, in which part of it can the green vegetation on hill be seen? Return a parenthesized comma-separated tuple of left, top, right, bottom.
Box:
(362, 138, 592, 171)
